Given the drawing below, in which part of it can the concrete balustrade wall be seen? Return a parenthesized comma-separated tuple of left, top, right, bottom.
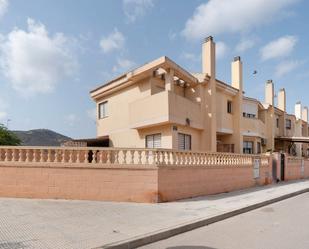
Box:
(2, 146, 309, 203)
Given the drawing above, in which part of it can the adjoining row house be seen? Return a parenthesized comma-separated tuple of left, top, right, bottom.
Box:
(90, 36, 309, 156)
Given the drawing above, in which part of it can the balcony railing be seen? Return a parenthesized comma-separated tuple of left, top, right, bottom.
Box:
(0, 146, 270, 167)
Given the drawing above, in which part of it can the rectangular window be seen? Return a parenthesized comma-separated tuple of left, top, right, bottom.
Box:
(286, 119, 291, 129)
(178, 133, 191, 150)
(98, 101, 108, 119)
(276, 118, 279, 128)
(227, 100, 232, 114)
(243, 141, 254, 154)
(243, 112, 256, 119)
(145, 134, 161, 148)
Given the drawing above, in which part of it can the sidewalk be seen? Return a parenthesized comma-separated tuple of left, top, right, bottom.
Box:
(0, 180, 309, 249)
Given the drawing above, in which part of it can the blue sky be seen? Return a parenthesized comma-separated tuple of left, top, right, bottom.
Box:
(0, 0, 308, 138)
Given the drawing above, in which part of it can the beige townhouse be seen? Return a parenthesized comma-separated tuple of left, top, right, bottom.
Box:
(90, 36, 309, 156)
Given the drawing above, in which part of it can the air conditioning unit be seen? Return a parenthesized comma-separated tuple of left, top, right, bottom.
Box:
(261, 138, 267, 146)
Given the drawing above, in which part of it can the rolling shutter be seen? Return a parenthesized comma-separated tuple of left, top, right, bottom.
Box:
(146, 134, 161, 148)
(178, 133, 185, 150)
(178, 133, 191, 150)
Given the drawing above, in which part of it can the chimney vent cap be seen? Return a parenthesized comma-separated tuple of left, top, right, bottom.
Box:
(267, 79, 273, 84)
(233, 56, 241, 62)
(279, 88, 285, 92)
(204, 36, 213, 42)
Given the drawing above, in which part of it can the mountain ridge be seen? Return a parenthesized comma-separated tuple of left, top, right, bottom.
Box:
(12, 129, 72, 146)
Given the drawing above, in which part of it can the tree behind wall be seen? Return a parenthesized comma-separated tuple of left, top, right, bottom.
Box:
(0, 124, 21, 145)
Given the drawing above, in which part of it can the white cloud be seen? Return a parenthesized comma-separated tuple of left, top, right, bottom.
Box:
(112, 58, 136, 73)
(216, 41, 228, 59)
(260, 35, 297, 61)
(235, 38, 256, 53)
(182, 0, 299, 40)
(123, 0, 154, 23)
(275, 60, 301, 78)
(65, 114, 79, 127)
(100, 29, 125, 54)
(0, 0, 8, 19)
(0, 18, 78, 97)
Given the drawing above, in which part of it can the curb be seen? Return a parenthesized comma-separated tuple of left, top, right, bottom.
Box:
(95, 188, 309, 249)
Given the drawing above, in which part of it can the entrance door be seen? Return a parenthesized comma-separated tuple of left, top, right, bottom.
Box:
(280, 153, 285, 181)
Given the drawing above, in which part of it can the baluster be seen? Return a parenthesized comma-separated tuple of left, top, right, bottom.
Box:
(12, 149, 17, 161)
(153, 150, 159, 165)
(40, 149, 44, 163)
(160, 151, 165, 165)
(68, 150, 73, 163)
(47, 149, 52, 162)
(98, 150, 103, 163)
(164, 151, 169, 165)
(137, 150, 142, 164)
(123, 150, 127, 164)
(11, 149, 16, 161)
(180, 152, 183, 165)
(144, 150, 149, 164)
(61, 150, 66, 163)
(114, 150, 119, 164)
(176, 152, 180, 165)
(84, 150, 89, 163)
(25, 149, 30, 162)
(189, 153, 193, 165)
(32, 149, 37, 162)
(171, 152, 175, 165)
(107, 150, 111, 164)
(18, 149, 23, 162)
(76, 150, 81, 163)
(212, 154, 216, 166)
(4, 149, 8, 162)
(129, 150, 134, 164)
(181, 152, 185, 165)
(196, 153, 200, 165)
(92, 150, 97, 164)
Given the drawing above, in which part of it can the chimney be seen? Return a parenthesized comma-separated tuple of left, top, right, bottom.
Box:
(302, 106, 308, 122)
(265, 80, 274, 106)
(202, 36, 216, 77)
(277, 88, 286, 112)
(231, 56, 243, 91)
(295, 101, 302, 120)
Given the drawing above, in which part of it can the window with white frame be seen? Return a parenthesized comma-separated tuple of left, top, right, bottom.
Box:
(243, 141, 254, 154)
(178, 133, 191, 150)
(98, 101, 108, 119)
(145, 134, 161, 148)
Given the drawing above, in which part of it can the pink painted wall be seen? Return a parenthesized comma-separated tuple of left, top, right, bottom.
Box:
(157, 165, 271, 202)
(0, 164, 159, 203)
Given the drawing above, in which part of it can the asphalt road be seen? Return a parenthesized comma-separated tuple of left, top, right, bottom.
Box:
(140, 192, 309, 249)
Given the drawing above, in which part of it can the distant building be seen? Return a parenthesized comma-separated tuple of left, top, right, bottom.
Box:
(90, 36, 309, 156)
